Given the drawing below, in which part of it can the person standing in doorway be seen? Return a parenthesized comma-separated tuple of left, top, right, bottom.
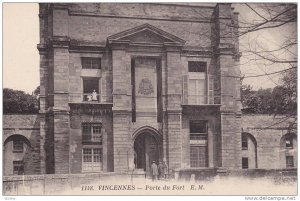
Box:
(158, 161, 164, 180)
(151, 161, 158, 181)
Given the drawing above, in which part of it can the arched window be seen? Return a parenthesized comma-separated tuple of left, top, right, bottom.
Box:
(285, 135, 294, 148)
(280, 133, 297, 168)
(4, 134, 31, 149)
(241, 133, 258, 169)
(3, 134, 31, 175)
(13, 139, 24, 153)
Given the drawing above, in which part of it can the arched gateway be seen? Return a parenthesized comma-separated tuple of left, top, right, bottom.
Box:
(133, 127, 162, 176)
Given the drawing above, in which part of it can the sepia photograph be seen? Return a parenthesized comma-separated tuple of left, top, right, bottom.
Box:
(2, 1, 298, 199)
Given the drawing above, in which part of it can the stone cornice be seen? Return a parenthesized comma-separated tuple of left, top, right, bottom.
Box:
(38, 13, 48, 18)
(37, 44, 48, 55)
(112, 108, 132, 115)
(164, 43, 184, 52)
(51, 36, 71, 48)
(109, 40, 185, 52)
(69, 103, 113, 115)
(39, 37, 216, 55)
(109, 40, 130, 50)
(69, 10, 212, 24)
(50, 3, 70, 10)
(166, 109, 182, 114)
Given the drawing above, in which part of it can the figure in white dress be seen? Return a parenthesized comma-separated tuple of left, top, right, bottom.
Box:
(87, 94, 92, 101)
(92, 89, 98, 101)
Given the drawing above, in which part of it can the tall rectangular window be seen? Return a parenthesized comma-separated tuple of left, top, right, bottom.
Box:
(81, 57, 101, 69)
(190, 120, 208, 167)
(190, 120, 208, 140)
(82, 123, 102, 172)
(242, 157, 249, 169)
(188, 61, 207, 105)
(13, 140, 23, 153)
(286, 156, 294, 168)
(82, 123, 102, 144)
(13, 161, 24, 175)
(82, 78, 100, 102)
(190, 146, 208, 167)
(188, 61, 206, 72)
(82, 148, 102, 172)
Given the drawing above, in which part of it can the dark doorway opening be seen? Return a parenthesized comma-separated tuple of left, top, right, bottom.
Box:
(134, 132, 159, 175)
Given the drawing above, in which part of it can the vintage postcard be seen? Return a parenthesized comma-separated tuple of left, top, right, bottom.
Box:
(2, 2, 297, 199)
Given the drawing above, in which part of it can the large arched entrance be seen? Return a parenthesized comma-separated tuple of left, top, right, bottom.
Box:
(133, 128, 162, 176)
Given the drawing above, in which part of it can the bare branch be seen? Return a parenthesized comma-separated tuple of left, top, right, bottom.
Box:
(250, 51, 297, 64)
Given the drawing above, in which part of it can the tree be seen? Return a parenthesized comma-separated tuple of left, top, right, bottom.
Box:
(241, 85, 273, 114)
(3, 88, 39, 114)
(241, 71, 296, 116)
(273, 68, 297, 116)
(33, 86, 40, 98)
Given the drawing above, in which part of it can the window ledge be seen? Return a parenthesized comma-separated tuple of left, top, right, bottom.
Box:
(69, 102, 113, 105)
(81, 69, 101, 77)
(13, 151, 23, 153)
(182, 104, 221, 107)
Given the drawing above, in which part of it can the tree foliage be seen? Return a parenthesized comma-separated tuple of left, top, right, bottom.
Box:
(241, 69, 297, 116)
(3, 88, 39, 114)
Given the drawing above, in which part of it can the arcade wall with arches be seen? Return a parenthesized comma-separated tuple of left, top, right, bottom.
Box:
(3, 114, 296, 175)
(3, 115, 41, 175)
(241, 115, 297, 169)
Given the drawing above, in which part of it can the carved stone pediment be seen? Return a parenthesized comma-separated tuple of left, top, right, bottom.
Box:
(107, 23, 185, 46)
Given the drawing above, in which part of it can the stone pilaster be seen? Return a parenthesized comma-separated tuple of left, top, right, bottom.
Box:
(53, 111, 70, 173)
(165, 46, 183, 171)
(213, 3, 242, 168)
(37, 4, 49, 174)
(111, 44, 132, 172)
(51, 27, 71, 173)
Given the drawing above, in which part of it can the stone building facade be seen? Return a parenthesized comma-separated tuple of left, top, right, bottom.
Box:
(2, 3, 297, 176)
(36, 3, 242, 174)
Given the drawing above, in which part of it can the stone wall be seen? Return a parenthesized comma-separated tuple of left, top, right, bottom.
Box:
(67, 3, 214, 48)
(69, 106, 113, 173)
(3, 172, 145, 195)
(3, 115, 41, 175)
(182, 107, 221, 168)
(241, 115, 297, 169)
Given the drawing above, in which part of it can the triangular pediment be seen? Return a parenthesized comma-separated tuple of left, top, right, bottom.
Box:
(108, 23, 185, 45)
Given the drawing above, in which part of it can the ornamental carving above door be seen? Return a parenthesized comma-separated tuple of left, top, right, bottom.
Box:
(138, 78, 154, 95)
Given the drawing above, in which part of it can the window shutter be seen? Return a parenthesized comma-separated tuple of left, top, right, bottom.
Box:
(182, 75, 189, 104)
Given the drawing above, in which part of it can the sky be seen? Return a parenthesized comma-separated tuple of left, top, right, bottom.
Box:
(3, 3, 39, 94)
(2, 3, 296, 93)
